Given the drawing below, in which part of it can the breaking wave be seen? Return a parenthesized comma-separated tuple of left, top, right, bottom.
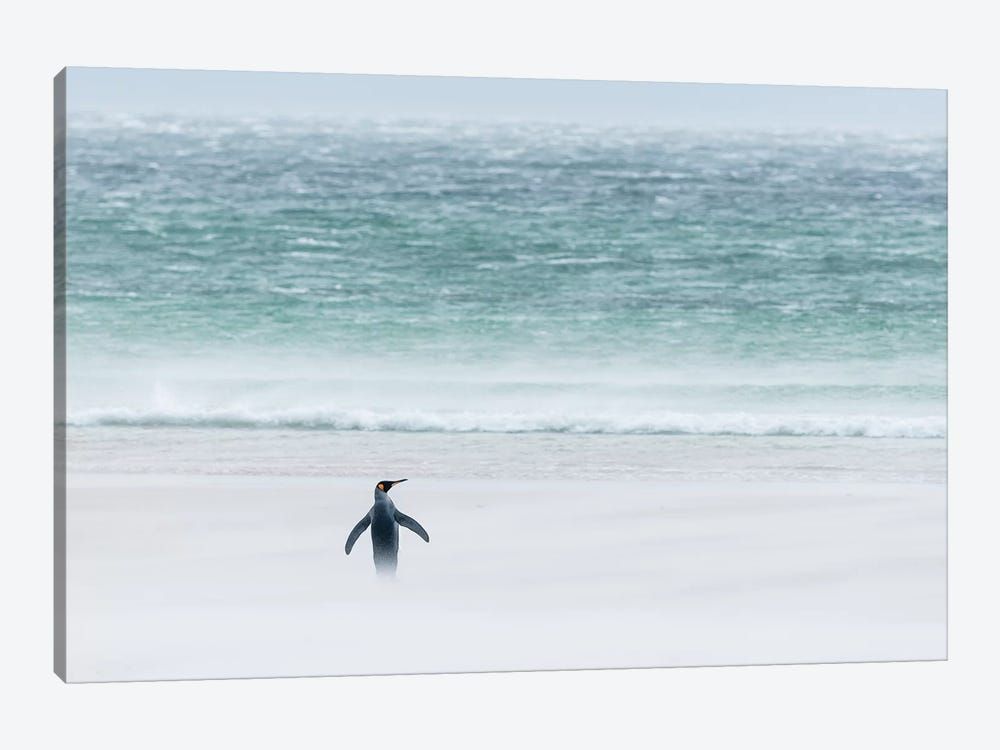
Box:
(67, 407, 945, 438)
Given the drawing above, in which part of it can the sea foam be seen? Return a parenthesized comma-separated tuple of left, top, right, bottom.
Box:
(67, 406, 945, 438)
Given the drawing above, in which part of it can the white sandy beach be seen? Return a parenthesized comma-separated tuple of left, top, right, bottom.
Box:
(65, 476, 946, 682)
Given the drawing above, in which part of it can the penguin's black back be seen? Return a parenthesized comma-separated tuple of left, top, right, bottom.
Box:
(370, 503, 399, 575)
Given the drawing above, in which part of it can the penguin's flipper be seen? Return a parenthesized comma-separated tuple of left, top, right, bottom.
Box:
(394, 510, 430, 543)
(345, 512, 373, 555)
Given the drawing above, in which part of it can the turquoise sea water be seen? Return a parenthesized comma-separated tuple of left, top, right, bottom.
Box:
(65, 116, 946, 479)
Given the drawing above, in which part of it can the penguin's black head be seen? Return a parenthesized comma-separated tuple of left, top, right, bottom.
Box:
(376, 479, 407, 493)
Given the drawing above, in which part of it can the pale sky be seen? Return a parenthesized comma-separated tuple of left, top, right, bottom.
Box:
(66, 67, 946, 134)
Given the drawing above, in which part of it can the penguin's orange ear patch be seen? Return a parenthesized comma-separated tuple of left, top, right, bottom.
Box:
(377, 483, 385, 491)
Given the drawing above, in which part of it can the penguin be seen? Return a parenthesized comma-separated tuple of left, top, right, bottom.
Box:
(344, 479, 429, 577)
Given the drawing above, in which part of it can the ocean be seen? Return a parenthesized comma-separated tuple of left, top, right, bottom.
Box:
(64, 115, 947, 481)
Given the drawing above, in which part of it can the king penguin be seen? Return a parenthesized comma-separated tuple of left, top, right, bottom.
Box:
(344, 479, 429, 577)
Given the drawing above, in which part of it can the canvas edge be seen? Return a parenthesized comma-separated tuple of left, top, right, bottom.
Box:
(54, 67, 68, 683)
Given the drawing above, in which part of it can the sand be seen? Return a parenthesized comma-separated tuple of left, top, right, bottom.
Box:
(65, 475, 946, 682)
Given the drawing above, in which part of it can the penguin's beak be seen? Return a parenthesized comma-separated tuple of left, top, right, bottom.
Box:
(387, 479, 408, 489)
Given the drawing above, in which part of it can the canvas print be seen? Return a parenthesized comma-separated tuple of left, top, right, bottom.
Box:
(54, 68, 946, 682)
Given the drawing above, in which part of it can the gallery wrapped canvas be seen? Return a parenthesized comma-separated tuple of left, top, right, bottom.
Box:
(54, 68, 946, 682)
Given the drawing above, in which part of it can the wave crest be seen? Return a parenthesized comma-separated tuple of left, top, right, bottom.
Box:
(66, 407, 945, 439)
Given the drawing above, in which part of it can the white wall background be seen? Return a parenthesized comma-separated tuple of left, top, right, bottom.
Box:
(1, 1, 997, 747)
